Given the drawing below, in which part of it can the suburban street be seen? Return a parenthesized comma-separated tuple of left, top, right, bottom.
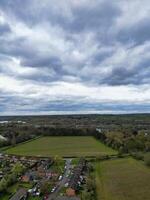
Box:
(48, 159, 72, 200)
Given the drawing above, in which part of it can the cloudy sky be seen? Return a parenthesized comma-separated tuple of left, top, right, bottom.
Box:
(0, 0, 150, 115)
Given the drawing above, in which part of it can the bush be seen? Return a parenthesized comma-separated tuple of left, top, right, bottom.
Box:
(144, 153, 150, 167)
(131, 152, 144, 160)
(117, 152, 124, 158)
(96, 155, 110, 161)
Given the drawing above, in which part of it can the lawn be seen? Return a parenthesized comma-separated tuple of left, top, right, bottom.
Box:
(5, 136, 116, 157)
(95, 157, 150, 200)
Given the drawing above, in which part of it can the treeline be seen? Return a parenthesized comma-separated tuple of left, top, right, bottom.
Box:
(0, 125, 39, 147)
(38, 127, 95, 136)
(1, 124, 150, 155)
(81, 163, 97, 200)
(94, 130, 150, 153)
(0, 126, 96, 148)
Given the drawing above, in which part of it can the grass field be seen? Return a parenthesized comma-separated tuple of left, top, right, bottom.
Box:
(5, 136, 116, 157)
(95, 158, 150, 200)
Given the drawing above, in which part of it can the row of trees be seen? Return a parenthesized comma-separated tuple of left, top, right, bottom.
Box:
(0, 125, 38, 148)
(0, 124, 150, 155)
(94, 129, 150, 153)
(0, 125, 96, 148)
(81, 164, 97, 200)
(39, 127, 95, 136)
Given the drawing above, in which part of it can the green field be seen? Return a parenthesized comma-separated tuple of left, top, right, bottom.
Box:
(5, 136, 116, 157)
(95, 158, 150, 200)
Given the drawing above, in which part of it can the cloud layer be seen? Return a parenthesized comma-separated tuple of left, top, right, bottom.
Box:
(0, 0, 150, 115)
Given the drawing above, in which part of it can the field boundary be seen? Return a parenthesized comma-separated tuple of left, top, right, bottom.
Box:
(4, 136, 117, 157)
(0, 136, 42, 152)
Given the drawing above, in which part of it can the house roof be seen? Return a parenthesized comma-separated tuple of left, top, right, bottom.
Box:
(68, 158, 86, 190)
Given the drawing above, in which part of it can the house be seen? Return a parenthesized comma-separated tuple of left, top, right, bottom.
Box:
(10, 188, 27, 200)
(37, 166, 46, 177)
(66, 158, 86, 197)
(22, 171, 38, 182)
(21, 174, 30, 182)
(66, 188, 76, 197)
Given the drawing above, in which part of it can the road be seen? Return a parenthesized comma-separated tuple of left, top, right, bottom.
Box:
(48, 159, 72, 200)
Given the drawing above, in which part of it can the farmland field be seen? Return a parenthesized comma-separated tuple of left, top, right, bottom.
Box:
(95, 158, 150, 200)
(5, 136, 116, 157)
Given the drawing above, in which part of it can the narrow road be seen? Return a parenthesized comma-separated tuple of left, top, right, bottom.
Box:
(48, 159, 72, 200)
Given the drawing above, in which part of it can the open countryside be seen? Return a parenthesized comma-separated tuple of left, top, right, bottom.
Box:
(5, 136, 116, 157)
(95, 158, 150, 200)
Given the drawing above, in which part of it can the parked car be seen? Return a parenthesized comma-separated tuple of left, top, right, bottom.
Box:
(36, 192, 40, 196)
(58, 175, 63, 180)
(64, 182, 68, 187)
(51, 186, 57, 193)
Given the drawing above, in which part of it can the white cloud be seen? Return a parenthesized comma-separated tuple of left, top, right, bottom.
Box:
(0, 74, 150, 104)
(0, 0, 150, 114)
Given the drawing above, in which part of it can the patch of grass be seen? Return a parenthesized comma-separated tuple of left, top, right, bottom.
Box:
(5, 136, 116, 157)
(71, 158, 80, 165)
(95, 157, 150, 200)
(51, 158, 65, 174)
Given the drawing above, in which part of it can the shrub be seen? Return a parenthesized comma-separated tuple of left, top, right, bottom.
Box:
(144, 153, 150, 167)
(96, 155, 110, 161)
(131, 152, 144, 160)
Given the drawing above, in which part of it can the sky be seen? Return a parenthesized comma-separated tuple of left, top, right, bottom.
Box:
(0, 0, 150, 115)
